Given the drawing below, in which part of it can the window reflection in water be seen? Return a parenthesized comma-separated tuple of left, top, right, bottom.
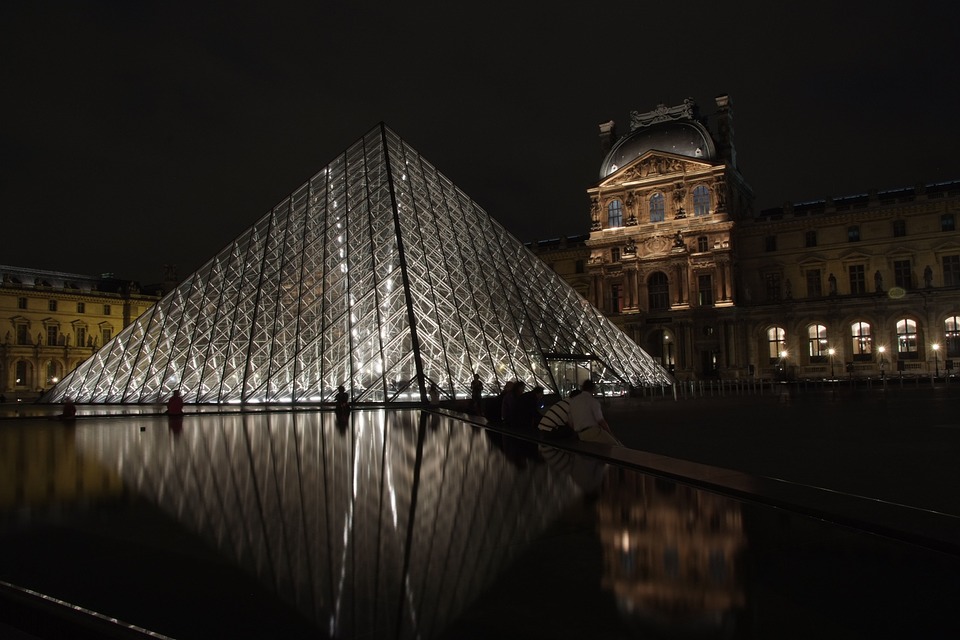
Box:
(597, 469, 748, 633)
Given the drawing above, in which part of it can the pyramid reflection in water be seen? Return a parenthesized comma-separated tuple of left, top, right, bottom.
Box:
(74, 410, 580, 639)
(47, 124, 667, 404)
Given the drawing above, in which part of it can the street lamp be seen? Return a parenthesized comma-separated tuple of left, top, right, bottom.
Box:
(933, 343, 940, 378)
(828, 347, 836, 379)
(878, 346, 887, 380)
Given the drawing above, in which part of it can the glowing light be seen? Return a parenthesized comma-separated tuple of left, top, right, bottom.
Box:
(828, 348, 835, 356)
(933, 343, 940, 351)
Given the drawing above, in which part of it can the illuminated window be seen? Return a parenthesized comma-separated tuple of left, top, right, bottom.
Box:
(942, 214, 956, 232)
(894, 259, 912, 289)
(648, 272, 670, 310)
(697, 274, 713, 306)
(808, 324, 828, 362)
(805, 230, 817, 247)
(806, 269, 822, 297)
(848, 226, 861, 242)
(48, 299, 57, 312)
(697, 236, 708, 252)
(693, 185, 711, 216)
(17, 297, 27, 309)
(896, 318, 918, 358)
(767, 327, 786, 362)
(893, 220, 906, 237)
(851, 321, 872, 360)
(944, 255, 960, 286)
(649, 193, 665, 222)
(46, 361, 59, 385)
(946, 315, 960, 357)
(849, 265, 866, 294)
(607, 199, 623, 228)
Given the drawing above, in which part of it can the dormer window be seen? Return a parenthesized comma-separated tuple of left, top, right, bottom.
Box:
(650, 193, 665, 222)
(607, 199, 623, 228)
(693, 185, 711, 216)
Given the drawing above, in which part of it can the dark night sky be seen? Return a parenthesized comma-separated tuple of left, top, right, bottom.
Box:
(3, 2, 959, 285)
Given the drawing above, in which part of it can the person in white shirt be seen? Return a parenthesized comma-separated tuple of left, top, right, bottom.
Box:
(567, 380, 620, 445)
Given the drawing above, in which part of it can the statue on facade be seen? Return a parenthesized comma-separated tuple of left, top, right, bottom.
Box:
(874, 270, 883, 293)
(924, 265, 933, 288)
(672, 230, 685, 249)
(828, 273, 837, 295)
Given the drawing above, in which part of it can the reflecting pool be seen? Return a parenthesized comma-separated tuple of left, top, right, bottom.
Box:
(1, 409, 958, 638)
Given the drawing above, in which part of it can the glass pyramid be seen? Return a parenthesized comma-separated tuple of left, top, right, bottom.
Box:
(45, 124, 669, 404)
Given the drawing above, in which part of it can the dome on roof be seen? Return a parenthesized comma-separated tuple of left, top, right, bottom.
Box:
(600, 120, 717, 178)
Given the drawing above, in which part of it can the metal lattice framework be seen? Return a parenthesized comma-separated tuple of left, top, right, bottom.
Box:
(45, 124, 669, 404)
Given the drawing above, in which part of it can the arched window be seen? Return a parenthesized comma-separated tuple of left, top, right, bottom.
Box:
(693, 185, 711, 216)
(945, 315, 960, 357)
(767, 327, 786, 362)
(808, 324, 828, 361)
(45, 360, 62, 385)
(650, 193, 665, 222)
(15, 360, 29, 387)
(648, 272, 670, 310)
(851, 321, 872, 360)
(607, 199, 623, 228)
(896, 318, 918, 358)
(650, 328, 676, 373)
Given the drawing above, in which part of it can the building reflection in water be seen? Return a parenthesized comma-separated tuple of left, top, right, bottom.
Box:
(597, 469, 748, 635)
(1, 411, 749, 638)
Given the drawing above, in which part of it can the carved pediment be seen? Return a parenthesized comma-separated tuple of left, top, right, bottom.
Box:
(644, 235, 673, 255)
(838, 250, 872, 262)
(600, 151, 715, 188)
(797, 256, 827, 269)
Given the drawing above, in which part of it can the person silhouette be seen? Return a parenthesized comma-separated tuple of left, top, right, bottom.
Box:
(335, 385, 350, 413)
(166, 390, 184, 416)
(60, 397, 77, 420)
(470, 373, 484, 414)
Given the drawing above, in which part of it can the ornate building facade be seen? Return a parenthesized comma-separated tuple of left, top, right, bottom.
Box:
(0, 265, 163, 401)
(536, 96, 960, 381)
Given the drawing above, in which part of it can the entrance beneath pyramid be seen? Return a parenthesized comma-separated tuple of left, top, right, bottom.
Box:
(544, 354, 628, 398)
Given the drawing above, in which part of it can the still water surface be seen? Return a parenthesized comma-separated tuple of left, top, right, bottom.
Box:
(1, 409, 958, 638)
